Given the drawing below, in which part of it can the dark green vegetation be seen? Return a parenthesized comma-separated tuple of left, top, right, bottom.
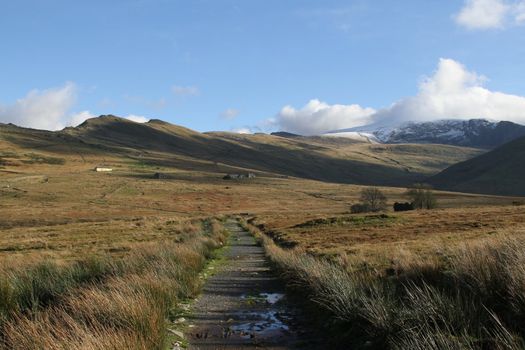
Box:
(431, 135, 525, 196)
(0, 115, 481, 187)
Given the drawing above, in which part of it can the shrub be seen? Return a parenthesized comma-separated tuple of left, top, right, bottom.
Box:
(350, 203, 370, 213)
(406, 184, 437, 209)
(359, 187, 387, 212)
(350, 187, 387, 213)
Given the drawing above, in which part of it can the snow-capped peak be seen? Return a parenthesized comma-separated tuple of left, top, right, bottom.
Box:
(322, 119, 525, 148)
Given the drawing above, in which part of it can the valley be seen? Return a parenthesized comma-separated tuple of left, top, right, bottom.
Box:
(4, 2, 525, 348)
(1, 116, 525, 348)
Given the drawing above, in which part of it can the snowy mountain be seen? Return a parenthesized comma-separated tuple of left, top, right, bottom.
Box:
(321, 131, 380, 143)
(324, 119, 525, 148)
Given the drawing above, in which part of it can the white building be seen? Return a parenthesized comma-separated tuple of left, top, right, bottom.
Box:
(94, 167, 112, 172)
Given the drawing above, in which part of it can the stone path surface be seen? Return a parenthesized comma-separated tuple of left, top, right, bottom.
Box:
(186, 220, 312, 349)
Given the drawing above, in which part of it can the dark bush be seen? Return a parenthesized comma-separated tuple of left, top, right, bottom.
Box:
(350, 203, 371, 213)
(393, 202, 414, 212)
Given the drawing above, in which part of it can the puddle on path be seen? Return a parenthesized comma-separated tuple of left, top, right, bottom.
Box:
(260, 292, 285, 304)
(229, 310, 291, 339)
(229, 293, 290, 340)
(241, 292, 285, 305)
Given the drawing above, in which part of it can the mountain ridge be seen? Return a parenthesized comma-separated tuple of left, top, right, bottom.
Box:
(0, 115, 482, 187)
(324, 119, 525, 149)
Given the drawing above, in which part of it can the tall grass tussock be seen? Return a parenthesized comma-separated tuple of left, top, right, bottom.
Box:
(244, 220, 525, 349)
(0, 218, 228, 349)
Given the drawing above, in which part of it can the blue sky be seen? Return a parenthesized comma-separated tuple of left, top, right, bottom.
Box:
(1, 0, 525, 133)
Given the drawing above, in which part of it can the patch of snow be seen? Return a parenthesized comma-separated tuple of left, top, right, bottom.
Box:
(437, 129, 465, 139)
(321, 131, 380, 143)
(323, 118, 505, 145)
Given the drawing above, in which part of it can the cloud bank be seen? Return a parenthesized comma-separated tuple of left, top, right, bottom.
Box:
(231, 127, 252, 134)
(273, 58, 525, 135)
(0, 83, 76, 130)
(0, 83, 149, 130)
(275, 99, 376, 135)
(455, 0, 525, 29)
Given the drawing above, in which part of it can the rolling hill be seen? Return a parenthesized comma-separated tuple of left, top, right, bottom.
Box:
(1, 115, 483, 186)
(430, 135, 525, 196)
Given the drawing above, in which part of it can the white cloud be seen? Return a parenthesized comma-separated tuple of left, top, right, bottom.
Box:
(514, 1, 525, 22)
(455, 0, 509, 29)
(172, 85, 200, 96)
(231, 127, 252, 134)
(272, 58, 525, 134)
(0, 83, 76, 130)
(454, 0, 525, 29)
(0, 84, 152, 130)
(221, 108, 240, 120)
(67, 111, 149, 127)
(273, 99, 376, 135)
(372, 58, 525, 124)
(68, 111, 95, 127)
(125, 114, 149, 123)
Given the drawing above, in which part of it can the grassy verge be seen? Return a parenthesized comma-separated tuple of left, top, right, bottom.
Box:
(243, 219, 525, 349)
(165, 221, 233, 348)
(0, 218, 228, 350)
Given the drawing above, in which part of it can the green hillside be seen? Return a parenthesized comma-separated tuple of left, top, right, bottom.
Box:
(430, 135, 525, 196)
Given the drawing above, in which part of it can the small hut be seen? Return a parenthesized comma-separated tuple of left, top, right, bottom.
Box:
(94, 166, 113, 172)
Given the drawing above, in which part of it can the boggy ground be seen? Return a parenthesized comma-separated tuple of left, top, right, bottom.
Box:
(186, 220, 315, 349)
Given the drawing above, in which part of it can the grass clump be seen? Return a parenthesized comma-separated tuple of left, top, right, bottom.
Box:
(247, 220, 525, 349)
(0, 256, 115, 321)
(293, 214, 397, 229)
(0, 217, 228, 349)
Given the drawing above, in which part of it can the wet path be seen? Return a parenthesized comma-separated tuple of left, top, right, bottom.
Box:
(186, 220, 310, 349)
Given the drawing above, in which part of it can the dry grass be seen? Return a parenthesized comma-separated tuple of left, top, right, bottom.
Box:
(246, 218, 525, 349)
(252, 205, 525, 267)
(1, 132, 524, 348)
(0, 218, 228, 349)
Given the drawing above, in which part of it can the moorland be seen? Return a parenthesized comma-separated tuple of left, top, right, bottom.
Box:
(1, 116, 525, 349)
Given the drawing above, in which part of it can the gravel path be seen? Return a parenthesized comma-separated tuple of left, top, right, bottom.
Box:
(186, 220, 311, 349)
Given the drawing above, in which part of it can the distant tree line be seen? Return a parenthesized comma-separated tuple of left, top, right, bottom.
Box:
(351, 184, 437, 214)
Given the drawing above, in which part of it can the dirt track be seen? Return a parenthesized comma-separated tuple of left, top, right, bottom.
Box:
(186, 220, 313, 349)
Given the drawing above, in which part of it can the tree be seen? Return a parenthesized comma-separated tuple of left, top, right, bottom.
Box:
(405, 183, 437, 209)
(358, 187, 387, 212)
